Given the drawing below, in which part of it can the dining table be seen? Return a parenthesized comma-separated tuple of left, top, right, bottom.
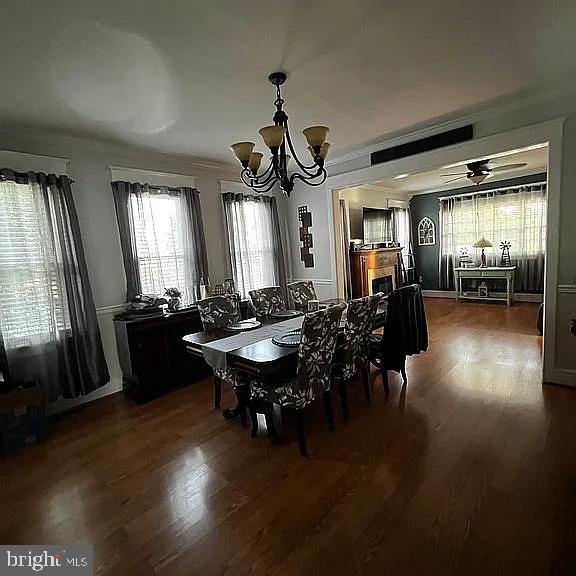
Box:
(182, 298, 388, 422)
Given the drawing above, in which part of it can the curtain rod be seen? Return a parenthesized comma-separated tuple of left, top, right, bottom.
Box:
(438, 181, 547, 201)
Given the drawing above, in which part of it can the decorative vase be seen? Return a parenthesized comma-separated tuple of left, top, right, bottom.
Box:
(167, 297, 181, 312)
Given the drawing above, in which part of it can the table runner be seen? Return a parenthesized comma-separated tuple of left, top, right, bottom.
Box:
(201, 316, 304, 370)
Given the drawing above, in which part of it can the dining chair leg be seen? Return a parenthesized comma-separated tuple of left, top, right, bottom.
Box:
(214, 376, 222, 409)
(264, 404, 279, 443)
(239, 406, 248, 428)
(338, 378, 350, 421)
(401, 366, 408, 384)
(248, 404, 258, 437)
(381, 369, 390, 396)
(361, 366, 372, 404)
(296, 410, 308, 457)
(323, 391, 336, 431)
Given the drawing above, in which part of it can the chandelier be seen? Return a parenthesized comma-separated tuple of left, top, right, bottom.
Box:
(230, 72, 331, 196)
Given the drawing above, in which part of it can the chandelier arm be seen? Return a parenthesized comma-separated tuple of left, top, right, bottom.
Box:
(290, 167, 327, 188)
(258, 179, 282, 194)
(249, 173, 278, 190)
(256, 158, 275, 179)
(240, 168, 275, 189)
(240, 161, 277, 189)
(284, 125, 322, 176)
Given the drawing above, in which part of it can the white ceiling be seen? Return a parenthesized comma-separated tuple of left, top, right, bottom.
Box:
(363, 145, 548, 196)
(1, 1, 575, 163)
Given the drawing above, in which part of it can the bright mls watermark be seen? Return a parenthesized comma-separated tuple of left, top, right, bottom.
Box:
(0, 546, 93, 575)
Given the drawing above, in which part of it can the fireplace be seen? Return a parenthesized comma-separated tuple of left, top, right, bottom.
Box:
(372, 274, 394, 296)
(350, 247, 403, 298)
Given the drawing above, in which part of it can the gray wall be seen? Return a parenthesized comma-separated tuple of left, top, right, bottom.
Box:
(410, 173, 547, 290)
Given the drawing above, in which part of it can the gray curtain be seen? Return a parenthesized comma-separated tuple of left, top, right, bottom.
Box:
(0, 169, 109, 400)
(111, 181, 141, 300)
(112, 181, 209, 302)
(222, 192, 287, 298)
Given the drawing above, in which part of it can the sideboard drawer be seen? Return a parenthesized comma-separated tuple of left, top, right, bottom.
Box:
(481, 269, 509, 277)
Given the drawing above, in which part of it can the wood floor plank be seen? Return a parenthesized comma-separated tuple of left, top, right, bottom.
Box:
(1, 299, 575, 575)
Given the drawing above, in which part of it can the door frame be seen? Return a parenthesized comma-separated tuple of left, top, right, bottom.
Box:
(325, 118, 565, 385)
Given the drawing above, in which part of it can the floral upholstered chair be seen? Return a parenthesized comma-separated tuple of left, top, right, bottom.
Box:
(287, 281, 317, 311)
(249, 286, 286, 317)
(196, 296, 241, 409)
(333, 294, 382, 418)
(250, 303, 346, 456)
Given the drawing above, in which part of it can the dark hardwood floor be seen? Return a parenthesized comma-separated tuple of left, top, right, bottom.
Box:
(2, 299, 575, 575)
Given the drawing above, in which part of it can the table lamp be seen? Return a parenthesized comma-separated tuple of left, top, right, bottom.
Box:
(473, 237, 493, 268)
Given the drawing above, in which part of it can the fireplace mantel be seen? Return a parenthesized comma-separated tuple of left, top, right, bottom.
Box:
(350, 247, 403, 298)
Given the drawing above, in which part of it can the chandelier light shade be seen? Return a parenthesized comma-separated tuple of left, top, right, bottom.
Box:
(230, 142, 255, 166)
(230, 71, 330, 196)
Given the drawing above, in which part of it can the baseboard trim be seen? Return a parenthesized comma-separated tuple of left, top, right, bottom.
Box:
(422, 290, 543, 302)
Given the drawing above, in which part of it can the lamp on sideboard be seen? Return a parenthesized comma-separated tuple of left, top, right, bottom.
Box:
(473, 237, 493, 268)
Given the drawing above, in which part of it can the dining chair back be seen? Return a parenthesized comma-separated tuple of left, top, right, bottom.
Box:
(196, 295, 241, 330)
(287, 281, 317, 311)
(249, 286, 286, 317)
(342, 293, 382, 381)
(297, 303, 347, 400)
(370, 284, 428, 394)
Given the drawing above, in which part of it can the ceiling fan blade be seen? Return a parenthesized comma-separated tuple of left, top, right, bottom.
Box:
(443, 176, 466, 184)
(490, 163, 528, 172)
(440, 172, 468, 177)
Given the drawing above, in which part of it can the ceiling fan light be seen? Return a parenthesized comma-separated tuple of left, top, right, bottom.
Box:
(259, 126, 285, 149)
(248, 152, 263, 173)
(469, 173, 488, 185)
(231, 142, 255, 166)
(303, 126, 329, 149)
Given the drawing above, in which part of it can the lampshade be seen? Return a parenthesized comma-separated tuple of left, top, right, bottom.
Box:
(231, 142, 255, 165)
(303, 126, 329, 148)
(473, 237, 493, 248)
(469, 173, 488, 185)
(259, 126, 285, 149)
(308, 142, 331, 160)
(248, 152, 263, 172)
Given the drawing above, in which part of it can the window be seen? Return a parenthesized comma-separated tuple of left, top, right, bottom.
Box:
(112, 178, 206, 305)
(130, 192, 187, 296)
(0, 179, 67, 348)
(418, 217, 435, 246)
(441, 188, 546, 259)
(222, 193, 282, 298)
(439, 184, 547, 292)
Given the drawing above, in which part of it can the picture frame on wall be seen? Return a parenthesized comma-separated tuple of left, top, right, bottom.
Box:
(418, 217, 436, 246)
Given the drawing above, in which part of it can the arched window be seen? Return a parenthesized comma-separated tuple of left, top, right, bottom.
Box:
(418, 217, 435, 246)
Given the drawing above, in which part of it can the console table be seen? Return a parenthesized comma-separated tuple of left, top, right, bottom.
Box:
(454, 266, 516, 306)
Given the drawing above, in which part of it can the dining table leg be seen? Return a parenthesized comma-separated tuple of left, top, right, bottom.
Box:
(223, 378, 250, 426)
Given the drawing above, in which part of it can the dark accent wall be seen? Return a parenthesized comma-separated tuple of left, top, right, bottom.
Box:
(409, 172, 547, 290)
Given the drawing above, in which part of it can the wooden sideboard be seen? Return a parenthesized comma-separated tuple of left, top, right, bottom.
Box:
(113, 300, 254, 402)
(350, 247, 403, 298)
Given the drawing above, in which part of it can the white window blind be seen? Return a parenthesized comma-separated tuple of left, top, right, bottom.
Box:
(130, 192, 188, 298)
(0, 180, 67, 348)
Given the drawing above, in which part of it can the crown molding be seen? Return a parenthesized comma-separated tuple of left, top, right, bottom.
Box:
(327, 81, 576, 168)
(0, 124, 237, 173)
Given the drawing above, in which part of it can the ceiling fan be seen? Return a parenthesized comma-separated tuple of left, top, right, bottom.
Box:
(441, 159, 528, 185)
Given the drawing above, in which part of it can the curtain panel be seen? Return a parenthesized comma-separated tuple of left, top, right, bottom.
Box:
(0, 169, 109, 400)
(112, 181, 208, 303)
(439, 184, 547, 292)
(222, 192, 287, 299)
